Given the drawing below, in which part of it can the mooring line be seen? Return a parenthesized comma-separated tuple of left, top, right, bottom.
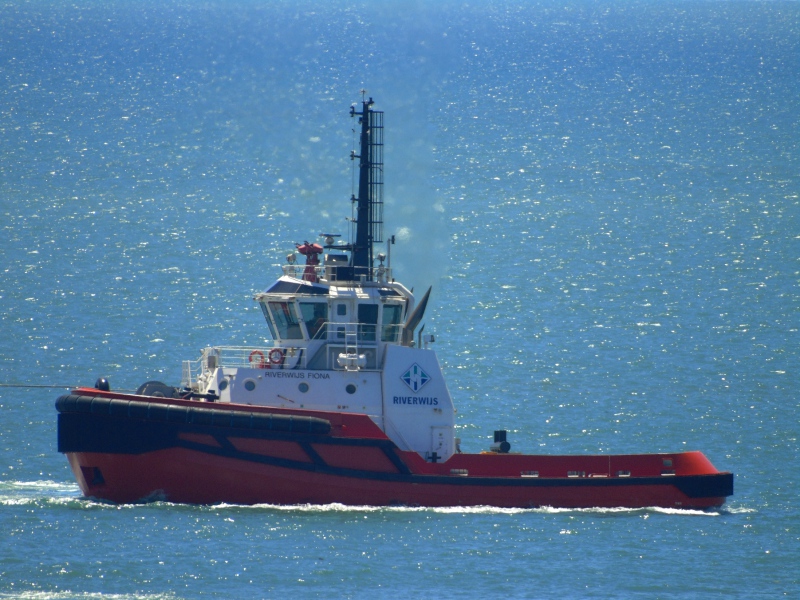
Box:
(0, 383, 77, 389)
(0, 383, 139, 393)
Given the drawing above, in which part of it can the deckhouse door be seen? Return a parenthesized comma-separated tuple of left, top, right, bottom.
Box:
(330, 298, 355, 342)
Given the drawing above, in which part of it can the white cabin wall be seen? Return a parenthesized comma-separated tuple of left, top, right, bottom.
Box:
(381, 345, 456, 461)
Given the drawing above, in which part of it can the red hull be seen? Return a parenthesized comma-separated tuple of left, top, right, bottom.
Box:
(57, 389, 733, 509)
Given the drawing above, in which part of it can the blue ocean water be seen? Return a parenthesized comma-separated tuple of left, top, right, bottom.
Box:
(1, 0, 798, 597)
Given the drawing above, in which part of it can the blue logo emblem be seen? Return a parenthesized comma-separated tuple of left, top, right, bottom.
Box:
(401, 363, 430, 392)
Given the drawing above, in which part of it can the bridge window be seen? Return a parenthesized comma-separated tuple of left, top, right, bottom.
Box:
(299, 302, 328, 339)
(358, 304, 378, 341)
(381, 304, 403, 342)
(267, 301, 303, 340)
(259, 303, 278, 339)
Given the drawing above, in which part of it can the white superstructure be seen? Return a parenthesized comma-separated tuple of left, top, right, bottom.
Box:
(183, 265, 456, 462)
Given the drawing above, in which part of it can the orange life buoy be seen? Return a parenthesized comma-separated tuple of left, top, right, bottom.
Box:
(268, 348, 284, 365)
(249, 350, 266, 369)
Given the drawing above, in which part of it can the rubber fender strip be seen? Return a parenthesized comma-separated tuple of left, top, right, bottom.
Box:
(55, 394, 331, 435)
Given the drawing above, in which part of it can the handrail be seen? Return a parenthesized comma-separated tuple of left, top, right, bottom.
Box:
(281, 264, 393, 284)
(181, 320, 406, 389)
(181, 356, 204, 389)
(306, 321, 405, 344)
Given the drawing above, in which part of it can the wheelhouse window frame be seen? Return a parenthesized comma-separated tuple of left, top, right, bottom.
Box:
(299, 301, 328, 340)
(266, 300, 303, 340)
(259, 302, 278, 340)
(357, 303, 378, 342)
(381, 302, 404, 342)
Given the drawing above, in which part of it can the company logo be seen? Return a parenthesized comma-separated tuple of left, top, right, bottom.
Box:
(401, 363, 430, 392)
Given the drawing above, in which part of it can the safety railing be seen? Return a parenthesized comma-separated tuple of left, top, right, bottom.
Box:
(181, 319, 409, 389)
(281, 264, 393, 284)
(181, 355, 205, 390)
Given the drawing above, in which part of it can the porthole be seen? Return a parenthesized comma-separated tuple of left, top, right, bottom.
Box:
(345, 383, 357, 394)
(218, 379, 229, 391)
(298, 382, 309, 393)
(244, 379, 256, 392)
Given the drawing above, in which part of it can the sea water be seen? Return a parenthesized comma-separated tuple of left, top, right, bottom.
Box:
(1, 1, 798, 597)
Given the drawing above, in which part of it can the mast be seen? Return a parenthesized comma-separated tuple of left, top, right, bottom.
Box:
(349, 97, 384, 280)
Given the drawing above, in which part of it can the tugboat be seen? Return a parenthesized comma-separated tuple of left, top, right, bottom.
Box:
(56, 98, 733, 508)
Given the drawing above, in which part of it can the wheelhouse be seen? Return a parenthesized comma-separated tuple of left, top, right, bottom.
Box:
(254, 284, 409, 345)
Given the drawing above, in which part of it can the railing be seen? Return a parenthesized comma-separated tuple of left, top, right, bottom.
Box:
(183, 334, 406, 391)
(313, 322, 405, 344)
(281, 264, 393, 284)
(181, 320, 409, 389)
(181, 355, 205, 390)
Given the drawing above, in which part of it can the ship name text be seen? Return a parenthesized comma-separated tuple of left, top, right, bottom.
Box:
(262, 371, 331, 380)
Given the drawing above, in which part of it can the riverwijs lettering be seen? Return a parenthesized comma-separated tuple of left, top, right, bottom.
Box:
(393, 396, 439, 406)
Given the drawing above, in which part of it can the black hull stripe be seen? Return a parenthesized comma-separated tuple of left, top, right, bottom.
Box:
(56, 393, 331, 435)
(173, 437, 733, 498)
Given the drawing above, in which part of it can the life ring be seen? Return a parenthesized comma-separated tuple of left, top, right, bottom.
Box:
(268, 348, 284, 365)
(249, 350, 266, 369)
